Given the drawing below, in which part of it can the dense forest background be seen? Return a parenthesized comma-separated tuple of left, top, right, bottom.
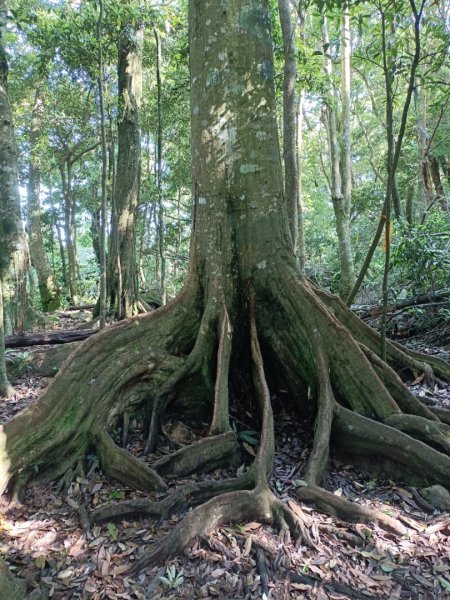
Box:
(3, 0, 449, 331)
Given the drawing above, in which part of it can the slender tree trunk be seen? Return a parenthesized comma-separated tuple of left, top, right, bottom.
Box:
(60, 160, 78, 304)
(90, 206, 101, 268)
(338, 1, 355, 297)
(56, 217, 67, 290)
(322, 11, 354, 298)
(27, 90, 60, 312)
(107, 17, 143, 318)
(296, 91, 306, 272)
(380, 9, 395, 361)
(174, 185, 182, 280)
(155, 28, 166, 305)
(97, 0, 108, 330)
(278, 0, 298, 252)
(154, 207, 160, 282)
(405, 183, 415, 224)
(429, 156, 445, 204)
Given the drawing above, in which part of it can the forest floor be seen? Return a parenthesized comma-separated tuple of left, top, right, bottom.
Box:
(1, 309, 450, 600)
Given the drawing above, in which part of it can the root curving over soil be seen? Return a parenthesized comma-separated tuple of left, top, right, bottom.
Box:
(1, 271, 450, 573)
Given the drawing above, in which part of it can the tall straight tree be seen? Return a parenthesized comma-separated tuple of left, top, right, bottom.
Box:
(0, 0, 19, 396)
(154, 27, 166, 305)
(96, 0, 108, 329)
(107, 9, 144, 318)
(2, 0, 450, 572)
(321, 7, 355, 299)
(278, 0, 299, 251)
(27, 89, 60, 312)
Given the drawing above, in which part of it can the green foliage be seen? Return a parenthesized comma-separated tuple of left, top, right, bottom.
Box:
(106, 522, 118, 540)
(238, 430, 259, 446)
(109, 489, 125, 499)
(391, 212, 450, 294)
(159, 564, 184, 590)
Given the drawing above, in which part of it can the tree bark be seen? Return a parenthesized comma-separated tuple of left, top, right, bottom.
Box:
(278, 0, 298, 252)
(97, 0, 108, 330)
(107, 17, 143, 318)
(27, 90, 60, 312)
(154, 28, 167, 305)
(60, 159, 78, 304)
(321, 11, 355, 299)
(0, 1, 20, 395)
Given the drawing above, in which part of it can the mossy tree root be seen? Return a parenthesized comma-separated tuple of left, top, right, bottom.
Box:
(209, 305, 232, 435)
(152, 431, 240, 478)
(95, 428, 167, 492)
(359, 344, 439, 421)
(296, 485, 406, 535)
(304, 331, 334, 486)
(269, 275, 450, 478)
(126, 305, 312, 573)
(143, 299, 217, 455)
(2, 272, 450, 572)
(315, 284, 450, 381)
(91, 470, 255, 524)
(333, 406, 450, 488)
(0, 291, 201, 497)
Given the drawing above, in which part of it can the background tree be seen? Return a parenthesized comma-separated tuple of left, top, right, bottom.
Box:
(0, 0, 20, 396)
(320, 4, 355, 298)
(278, 0, 299, 252)
(107, 3, 144, 318)
(27, 87, 61, 312)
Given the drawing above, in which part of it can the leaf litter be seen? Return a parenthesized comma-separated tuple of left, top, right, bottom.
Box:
(0, 337, 449, 599)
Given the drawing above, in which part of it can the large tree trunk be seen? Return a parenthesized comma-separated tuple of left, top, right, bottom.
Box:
(27, 90, 60, 312)
(1, 0, 450, 574)
(0, 1, 20, 396)
(107, 18, 143, 318)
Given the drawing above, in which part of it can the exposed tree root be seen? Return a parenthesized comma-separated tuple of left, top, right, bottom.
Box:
(91, 471, 255, 524)
(0, 289, 201, 497)
(305, 331, 334, 486)
(2, 273, 450, 575)
(152, 431, 240, 478)
(333, 406, 450, 488)
(95, 428, 167, 492)
(209, 306, 232, 435)
(143, 300, 217, 455)
(430, 407, 450, 425)
(130, 489, 273, 573)
(315, 284, 450, 381)
(359, 344, 439, 420)
(296, 485, 406, 535)
(384, 414, 450, 455)
(124, 305, 312, 573)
